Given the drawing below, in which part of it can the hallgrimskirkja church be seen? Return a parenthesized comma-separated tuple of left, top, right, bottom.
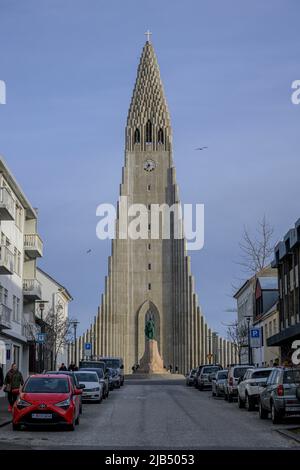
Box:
(72, 39, 236, 374)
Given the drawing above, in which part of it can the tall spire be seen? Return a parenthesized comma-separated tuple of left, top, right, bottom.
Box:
(126, 41, 171, 151)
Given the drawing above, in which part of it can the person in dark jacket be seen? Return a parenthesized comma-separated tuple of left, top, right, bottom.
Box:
(59, 363, 67, 371)
(4, 363, 24, 410)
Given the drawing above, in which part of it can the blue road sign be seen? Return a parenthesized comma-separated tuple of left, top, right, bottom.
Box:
(84, 342, 92, 350)
(36, 333, 46, 343)
(250, 328, 261, 348)
(251, 329, 260, 338)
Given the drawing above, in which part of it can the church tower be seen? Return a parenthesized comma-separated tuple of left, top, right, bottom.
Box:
(76, 39, 236, 373)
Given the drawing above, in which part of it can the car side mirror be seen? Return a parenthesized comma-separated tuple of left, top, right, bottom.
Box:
(74, 388, 82, 395)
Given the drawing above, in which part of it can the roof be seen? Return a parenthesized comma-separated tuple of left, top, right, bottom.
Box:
(257, 276, 278, 290)
(0, 157, 37, 219)
(37, 267, 73, 301)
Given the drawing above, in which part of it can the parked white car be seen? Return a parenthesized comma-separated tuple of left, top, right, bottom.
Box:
(224, 365, 253, 402)
(75, 371, 104, 403)
(237, 368, 274, 411)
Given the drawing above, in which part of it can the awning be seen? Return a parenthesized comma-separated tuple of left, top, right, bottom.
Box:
(0, 340, 6, 364)
(267, 323, 300, 346)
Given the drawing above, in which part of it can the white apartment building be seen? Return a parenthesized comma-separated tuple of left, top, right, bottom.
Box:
(35, 267, 73, 369)
(0, 157, 43, 389)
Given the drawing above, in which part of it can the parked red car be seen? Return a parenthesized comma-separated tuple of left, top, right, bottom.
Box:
(12, 374, 82, 431)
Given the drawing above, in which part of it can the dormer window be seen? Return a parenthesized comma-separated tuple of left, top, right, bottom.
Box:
(134, 128, 140, 144)
(145, 120, 152, 143)
(158, 128, 164, 144)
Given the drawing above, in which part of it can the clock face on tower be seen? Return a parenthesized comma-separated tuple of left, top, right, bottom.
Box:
(144, 159, 156, 172)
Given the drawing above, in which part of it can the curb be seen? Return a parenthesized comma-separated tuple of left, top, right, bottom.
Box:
(276, 428, 300, 444)
(0, 420, 11, 428)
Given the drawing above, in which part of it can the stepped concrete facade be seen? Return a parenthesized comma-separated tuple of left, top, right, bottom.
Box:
(72, 40, 237, 374)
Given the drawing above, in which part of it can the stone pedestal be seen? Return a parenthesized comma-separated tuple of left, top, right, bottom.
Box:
(136, 339, 166, 374)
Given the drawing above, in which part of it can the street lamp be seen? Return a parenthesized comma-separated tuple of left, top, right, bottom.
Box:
(35, 300, 49, 372)
(69, 319, 80, 366)
(245, 316, 252, 365)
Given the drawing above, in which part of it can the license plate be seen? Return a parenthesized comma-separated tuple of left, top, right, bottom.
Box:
(32, 413, 52, 419)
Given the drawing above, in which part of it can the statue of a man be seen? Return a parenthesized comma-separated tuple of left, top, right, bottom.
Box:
(145, 317, 155, 340)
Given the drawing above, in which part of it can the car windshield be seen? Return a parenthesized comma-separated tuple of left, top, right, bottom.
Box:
(81, 368, 104, 379)
(202, 366, 220, 374)
(283, 369, 300, 384)
(234, 367, 250, 378)
(24, 377, 69, 393)
(103, 359, 121, 368)
(75, 373, 98, 383)
(252, 370, 272, 379)
(217, 372, 228, 379)
(46, 371, 76, 386)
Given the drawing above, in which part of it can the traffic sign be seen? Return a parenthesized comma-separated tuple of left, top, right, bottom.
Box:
(250, 328, 262, 348)
(84, 342, 92, 356)
(36, 333, 46, 343)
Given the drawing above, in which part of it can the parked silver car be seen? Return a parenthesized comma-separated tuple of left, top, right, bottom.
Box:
(186, 368, 197, 386)
(224, 365, 252, 402)
(237, 367, 274, 411)
(212, 370, 228, 397)
(259, 367, 300, 424)
(198, 365, 223, 390)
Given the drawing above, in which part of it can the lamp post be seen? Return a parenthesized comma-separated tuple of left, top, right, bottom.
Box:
(69, 320, 79, 366)
(246, 316, 252, 365)
(35, 300, 48, 372)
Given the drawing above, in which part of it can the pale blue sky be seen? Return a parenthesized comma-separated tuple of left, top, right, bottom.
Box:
(0, 0, 299, 337)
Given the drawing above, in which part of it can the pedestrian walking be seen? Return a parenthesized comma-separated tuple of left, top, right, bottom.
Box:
(4, 363, 24, 411)
(59, 363, 67, 371)
(68, 363, 75, 371)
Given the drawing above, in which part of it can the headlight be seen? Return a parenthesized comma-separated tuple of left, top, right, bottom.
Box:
(16, 398, 32, 410)
(90, 387, 100, 392)
(55, 398, 71, 409)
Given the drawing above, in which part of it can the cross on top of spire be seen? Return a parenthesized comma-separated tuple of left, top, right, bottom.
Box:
(144, 30, 152, 43)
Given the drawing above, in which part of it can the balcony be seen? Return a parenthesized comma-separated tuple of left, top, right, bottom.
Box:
(23, 278, 42, 301)
(0, 303, 12, 329)
(0, 187, 15, 220)
(0, 245, 14, 274)
(24, 234, 43, 258)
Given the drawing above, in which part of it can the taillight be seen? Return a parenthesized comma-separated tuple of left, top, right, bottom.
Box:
(229, 377, 233, 386)
(277, 385, 284, 397)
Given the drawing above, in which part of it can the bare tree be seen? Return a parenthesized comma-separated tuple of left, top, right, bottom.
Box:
(225, 320, 248, 363)
(43, 301, 73, 370)
(238, 215, 274, 275)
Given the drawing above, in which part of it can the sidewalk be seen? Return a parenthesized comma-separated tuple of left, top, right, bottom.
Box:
(0, 396, 11, 427)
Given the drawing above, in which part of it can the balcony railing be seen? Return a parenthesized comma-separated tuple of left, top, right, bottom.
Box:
(0, 303, 12, 329)
(24, 233, 43, 258)
(23, 278, 42, 300)
(0, 245, 14, 274)
(0, 187, 15, 220)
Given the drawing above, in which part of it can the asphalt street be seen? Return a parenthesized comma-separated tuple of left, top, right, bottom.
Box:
(0, 379, 299, 449)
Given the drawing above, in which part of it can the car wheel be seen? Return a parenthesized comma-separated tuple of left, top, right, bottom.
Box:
(238, 394, 245, 408)
(228, 393, 233, 403)
(67, 420, 75, 431)
(12, 423, 21, 431)
(246, 394, 255, 412)
(258, 400, 268, 419)
(271, 402, 283, 424)
(212, 391, 216, 397)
